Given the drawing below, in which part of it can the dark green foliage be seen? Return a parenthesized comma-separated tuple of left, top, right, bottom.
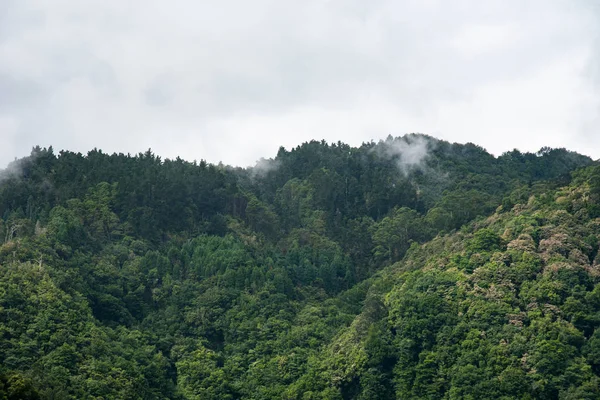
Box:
(0, 136, 596, 399)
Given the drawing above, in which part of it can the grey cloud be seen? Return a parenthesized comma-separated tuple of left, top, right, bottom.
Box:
(0, 74, 48, 109)
(145, 73, 177, 107)
(0, 0, 599, 168)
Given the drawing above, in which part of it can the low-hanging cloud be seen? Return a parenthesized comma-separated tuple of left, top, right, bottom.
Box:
(374, 135, 433, 176)
(250, 157, 281, 179)
(0, 146, 36, 183)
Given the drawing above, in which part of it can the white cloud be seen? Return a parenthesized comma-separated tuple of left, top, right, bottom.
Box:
(0, 0, 599, 167)
(433, 46, 596, 155)
(449, 23, 520, 55)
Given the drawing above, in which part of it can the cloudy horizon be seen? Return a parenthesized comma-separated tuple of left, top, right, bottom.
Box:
(1, 0, 599, 168)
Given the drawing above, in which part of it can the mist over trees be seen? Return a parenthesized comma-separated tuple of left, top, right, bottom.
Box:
(0, 134, 598, 399)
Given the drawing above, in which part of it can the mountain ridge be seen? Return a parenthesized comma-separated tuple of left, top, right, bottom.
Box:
(0, 135, 598, 399)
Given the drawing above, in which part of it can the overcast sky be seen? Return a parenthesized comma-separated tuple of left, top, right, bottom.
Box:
(1, 0, 599, 168)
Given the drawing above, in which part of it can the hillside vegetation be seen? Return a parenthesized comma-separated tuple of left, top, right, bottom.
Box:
(0, 135, 598, 399)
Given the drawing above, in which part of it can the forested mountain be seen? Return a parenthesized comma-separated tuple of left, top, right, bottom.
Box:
(0, 134, 598, 399)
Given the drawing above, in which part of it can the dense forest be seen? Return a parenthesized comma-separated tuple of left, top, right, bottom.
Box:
(1, 134, 599, 399)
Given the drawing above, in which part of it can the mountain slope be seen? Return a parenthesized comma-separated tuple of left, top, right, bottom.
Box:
(0, 136, 596, 399)
(287, 164, 600, 399)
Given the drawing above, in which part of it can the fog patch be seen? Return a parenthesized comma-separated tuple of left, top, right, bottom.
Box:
(250, 157, 281, 178)
(374, 134, 434, 176)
